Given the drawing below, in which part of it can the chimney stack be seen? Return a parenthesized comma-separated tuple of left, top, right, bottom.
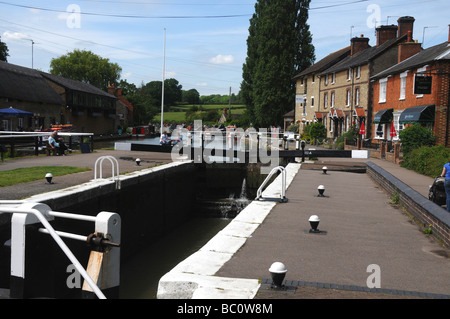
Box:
(398, 31, 422, 62)
(351, 35, 370, 56)
(376, 25, 398, 46)
(397, 16, 415, 39)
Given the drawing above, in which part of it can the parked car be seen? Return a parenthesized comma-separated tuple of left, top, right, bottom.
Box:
(429, 176, 446, 206)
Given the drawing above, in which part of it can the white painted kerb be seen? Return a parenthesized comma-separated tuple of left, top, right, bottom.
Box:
(157, 163, 301, 299)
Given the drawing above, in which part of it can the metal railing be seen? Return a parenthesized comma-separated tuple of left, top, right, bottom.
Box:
(94, 156, 121, 189)
(255, 166, 287, 203)
(0, 201, 120, 299)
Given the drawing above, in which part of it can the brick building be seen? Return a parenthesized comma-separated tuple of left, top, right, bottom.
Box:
(293, 46, 350, 133)
(370, 27, 450, 146)
(294, 16, 418, 141)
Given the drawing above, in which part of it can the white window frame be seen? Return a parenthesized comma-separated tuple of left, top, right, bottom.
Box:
(324, 93, 328, 109)
(347, 68, 352, 81)
(355, 87, 360, 106)
(379, 77, 388, 103)
(331, 73, 336, 84)
(325, 74, 329, 85)
(346, 89, 351, 107)
(356, 66, 361, 79)
(331, 92, 335, 108)
(399, 71, 408, 100)
(311, 96, 315, 108)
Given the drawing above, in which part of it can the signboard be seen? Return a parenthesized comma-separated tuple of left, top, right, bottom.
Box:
(414, 76, 432, 94)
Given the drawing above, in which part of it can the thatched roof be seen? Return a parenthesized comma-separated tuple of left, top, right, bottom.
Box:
(40, 72, 115, 99)
(0, 61, 64, 105)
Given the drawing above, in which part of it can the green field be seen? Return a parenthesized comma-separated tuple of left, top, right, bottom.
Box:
(153, 104, 245, 123)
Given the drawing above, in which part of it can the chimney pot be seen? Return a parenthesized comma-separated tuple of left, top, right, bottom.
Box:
(397, 16, 415, 39)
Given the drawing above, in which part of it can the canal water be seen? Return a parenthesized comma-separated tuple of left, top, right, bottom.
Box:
(119, 217, 231, 299)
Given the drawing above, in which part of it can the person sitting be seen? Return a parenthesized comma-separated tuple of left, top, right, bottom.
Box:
(160, 132, 170, 145)
(48, 131, 68, 155)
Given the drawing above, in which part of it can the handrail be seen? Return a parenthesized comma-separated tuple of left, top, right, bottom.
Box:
(0, 202, 106, 299)
(255, 166, 287, 202)
(94, 156, 120, 189)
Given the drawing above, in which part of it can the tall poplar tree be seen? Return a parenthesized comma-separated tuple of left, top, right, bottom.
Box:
(241, 0, 315, 128)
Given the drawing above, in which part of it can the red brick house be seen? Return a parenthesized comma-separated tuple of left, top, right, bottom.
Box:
(370, 27, 450, 146)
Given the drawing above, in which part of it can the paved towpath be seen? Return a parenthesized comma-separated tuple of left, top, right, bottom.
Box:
(215, 157, 450, 299)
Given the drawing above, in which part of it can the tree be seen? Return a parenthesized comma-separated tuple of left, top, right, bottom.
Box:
(0, 39, 9, 62)
(241, 0, 315, 128)
(182, 89, 200, 104)
(49, 49, 122, 91)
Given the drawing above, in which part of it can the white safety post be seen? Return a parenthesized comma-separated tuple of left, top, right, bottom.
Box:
(82, 212, 121, 297)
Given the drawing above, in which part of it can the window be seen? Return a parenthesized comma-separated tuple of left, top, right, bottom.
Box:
(331, 73, 336, 84)
(400, 71, 408, 100)
(312, 74, 315, 84)
(346, 89, 351, 107)
(324, 93, 328, 109)
(331, 92, 335, 108)
(347, 68, 352, 81)
(355, 88, 360, 106)
(325, 74, 329, 85)
(375, 123, 385, 139)
(379, 77, 388, 103)
(311, 96, 315, 108)
(356, 66, 361, 79)
(2, 120, 8, 131)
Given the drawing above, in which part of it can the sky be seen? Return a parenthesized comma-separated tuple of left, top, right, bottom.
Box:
(0, 0, 449, 97)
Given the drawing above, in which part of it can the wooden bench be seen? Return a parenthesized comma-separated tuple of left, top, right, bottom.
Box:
(46, 141, 58, 156)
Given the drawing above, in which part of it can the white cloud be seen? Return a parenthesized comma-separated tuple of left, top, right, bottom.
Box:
(209, 54, 235, 64)
(195, 82, 208, 87)
(165, 71, 177, 78)
(2, 31, 29, 41)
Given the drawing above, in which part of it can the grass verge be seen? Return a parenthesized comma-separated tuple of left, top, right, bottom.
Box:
(0, 166, 91, 187)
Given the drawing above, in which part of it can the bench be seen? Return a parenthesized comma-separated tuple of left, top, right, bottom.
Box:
(46, 141, 58, 156)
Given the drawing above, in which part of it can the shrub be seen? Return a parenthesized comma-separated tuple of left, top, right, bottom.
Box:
(401, 145, 450, 177)
(399, 124, 436, 155)
(308, 123, 326, 141)
(336, 125, 358, 150)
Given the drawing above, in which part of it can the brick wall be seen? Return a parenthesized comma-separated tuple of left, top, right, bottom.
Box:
(366, 161, 450, 248)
